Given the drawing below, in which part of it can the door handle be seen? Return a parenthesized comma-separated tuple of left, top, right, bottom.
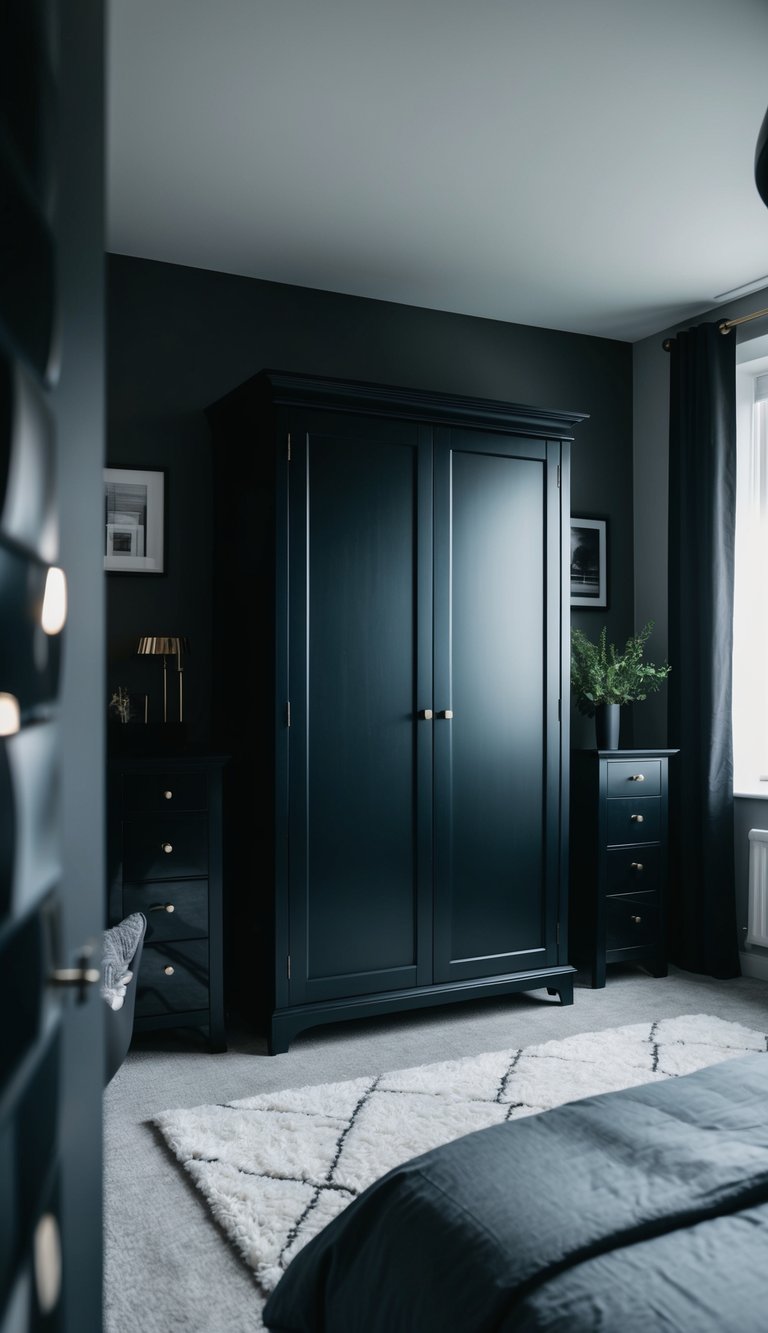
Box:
(50, 946, 100, 1003)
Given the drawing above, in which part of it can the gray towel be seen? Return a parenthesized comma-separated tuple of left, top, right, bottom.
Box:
(102, 912, 146, 1011)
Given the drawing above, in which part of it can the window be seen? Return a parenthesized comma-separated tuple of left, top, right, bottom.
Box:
(732, 336, 768, 795)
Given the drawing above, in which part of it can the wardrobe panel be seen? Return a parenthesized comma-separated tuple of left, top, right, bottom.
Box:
(287, 417, 434, 1004)
(433, 433, 556, 982)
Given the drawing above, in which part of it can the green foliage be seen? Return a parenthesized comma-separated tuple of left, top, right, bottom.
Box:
(570, 621, 671, 717)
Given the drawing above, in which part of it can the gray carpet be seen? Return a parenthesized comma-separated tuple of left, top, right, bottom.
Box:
(103, 966, 768, 1333)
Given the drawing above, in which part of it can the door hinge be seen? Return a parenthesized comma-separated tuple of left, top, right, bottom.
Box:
(286, 701, 291, 727)
(287, 433, 291, 461)
(287, 955, 291, 980)
(556, 921, 560, 948)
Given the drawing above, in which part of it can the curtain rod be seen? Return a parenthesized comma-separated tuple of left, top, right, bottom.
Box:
(662, 304, 768, 351)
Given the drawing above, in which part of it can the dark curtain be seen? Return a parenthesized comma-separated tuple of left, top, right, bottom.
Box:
(667, 322, 740, 977)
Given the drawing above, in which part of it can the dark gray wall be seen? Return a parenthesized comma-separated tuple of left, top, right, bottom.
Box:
(107, 254, 634, 748)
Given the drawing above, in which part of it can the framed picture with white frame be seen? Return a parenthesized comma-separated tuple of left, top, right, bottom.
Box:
(570, 515, 607, 608)
(104, 467, 165, 574)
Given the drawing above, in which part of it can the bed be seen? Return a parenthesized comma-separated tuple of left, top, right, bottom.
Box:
(262, 1050, 768, 1332)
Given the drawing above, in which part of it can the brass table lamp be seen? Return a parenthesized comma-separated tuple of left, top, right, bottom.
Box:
(137, 636, 190, 722)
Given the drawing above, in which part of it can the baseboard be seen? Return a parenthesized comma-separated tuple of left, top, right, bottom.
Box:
(740, 949, 768, 981)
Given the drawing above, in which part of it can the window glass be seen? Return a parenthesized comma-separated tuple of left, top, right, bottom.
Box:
(733, 338, 768, 795)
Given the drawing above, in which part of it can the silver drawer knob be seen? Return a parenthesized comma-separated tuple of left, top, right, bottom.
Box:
(162, 842, 173, 854)
(630, 915, 642, 925)
(630, 814, 644, 823)
(150, 902, 175, 913)
(629, 774, 646, 782)
(163, 965, 175, 976)
(630, 862, 644, 871)
(163, 790, 173, 800)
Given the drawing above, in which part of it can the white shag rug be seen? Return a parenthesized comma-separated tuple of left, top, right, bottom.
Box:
(154, 1014, 767, 1298)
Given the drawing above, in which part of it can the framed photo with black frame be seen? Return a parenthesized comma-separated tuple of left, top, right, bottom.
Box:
(104, 466, 166, 574)
(570, 515, 607, 608)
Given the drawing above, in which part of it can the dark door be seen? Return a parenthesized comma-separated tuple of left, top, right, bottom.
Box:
(285, 412, 433, 1004)
(0, 4, 105, 1331)
(432, 429, 562, 983)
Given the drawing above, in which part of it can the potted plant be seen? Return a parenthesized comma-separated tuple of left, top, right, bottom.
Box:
(109, 685, 131, 725)
(570, 621, 671, 749)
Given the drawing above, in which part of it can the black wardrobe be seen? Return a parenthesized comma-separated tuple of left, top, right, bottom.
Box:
(207, 371, 586, 1052)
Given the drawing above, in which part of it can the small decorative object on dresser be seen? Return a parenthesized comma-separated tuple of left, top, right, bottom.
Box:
(569, 749, 679, 987)
(107, 753, 228, 1051)
(570, 622, 671, 751)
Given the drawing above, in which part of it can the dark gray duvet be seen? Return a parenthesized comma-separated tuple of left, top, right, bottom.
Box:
(263, 1051, 768, 1332)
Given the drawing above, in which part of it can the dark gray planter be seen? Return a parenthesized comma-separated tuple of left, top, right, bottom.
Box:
(595, 703, 620, 750)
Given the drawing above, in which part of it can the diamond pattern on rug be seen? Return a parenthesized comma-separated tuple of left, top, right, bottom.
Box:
(153, 1013, 767, 1296)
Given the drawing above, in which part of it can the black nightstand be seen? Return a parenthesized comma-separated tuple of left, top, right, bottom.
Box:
(108, 753, 228, 1051)
(569, 749, 678, 988)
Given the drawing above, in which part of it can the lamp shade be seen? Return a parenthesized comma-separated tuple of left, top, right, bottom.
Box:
(137, 636, 190, 656)
(756, 104, 768, 209)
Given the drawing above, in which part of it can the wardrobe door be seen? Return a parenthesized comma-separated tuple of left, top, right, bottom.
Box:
(432, 429, 563, 983)
(284, 413, 433, 1004)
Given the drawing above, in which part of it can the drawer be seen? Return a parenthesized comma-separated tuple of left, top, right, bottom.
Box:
(123, 771, 207, 814)
(135, 940, 209, 1018)
(606, 797, 661, 846)
(606, 759, 661, 797)
(606, 891, 659, 951)
(123, 879, 208, 943)
(606, 844, 661, 895)
(123, 814, 208, 881)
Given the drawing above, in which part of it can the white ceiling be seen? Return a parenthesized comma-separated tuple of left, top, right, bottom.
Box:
(107, 0, 768, 343)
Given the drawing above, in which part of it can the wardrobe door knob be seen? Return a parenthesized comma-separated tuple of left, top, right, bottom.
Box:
(419, 709, 434, 720)
(437, 710, 454, 720)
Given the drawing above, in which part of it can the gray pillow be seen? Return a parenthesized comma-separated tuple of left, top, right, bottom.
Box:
(102, 912, 146, 1010)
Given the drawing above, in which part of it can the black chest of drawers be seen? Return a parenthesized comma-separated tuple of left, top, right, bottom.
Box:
(569, 749, 678, 988)
(108, 754, 228, 1050)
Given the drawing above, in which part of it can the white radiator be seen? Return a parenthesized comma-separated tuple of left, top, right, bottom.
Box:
(747, 829, 768, 948)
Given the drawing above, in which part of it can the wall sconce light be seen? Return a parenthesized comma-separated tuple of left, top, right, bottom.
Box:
(137, 636, 190, 722)
(41, 567, 67, 635)
(0, 693, 21, 737)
